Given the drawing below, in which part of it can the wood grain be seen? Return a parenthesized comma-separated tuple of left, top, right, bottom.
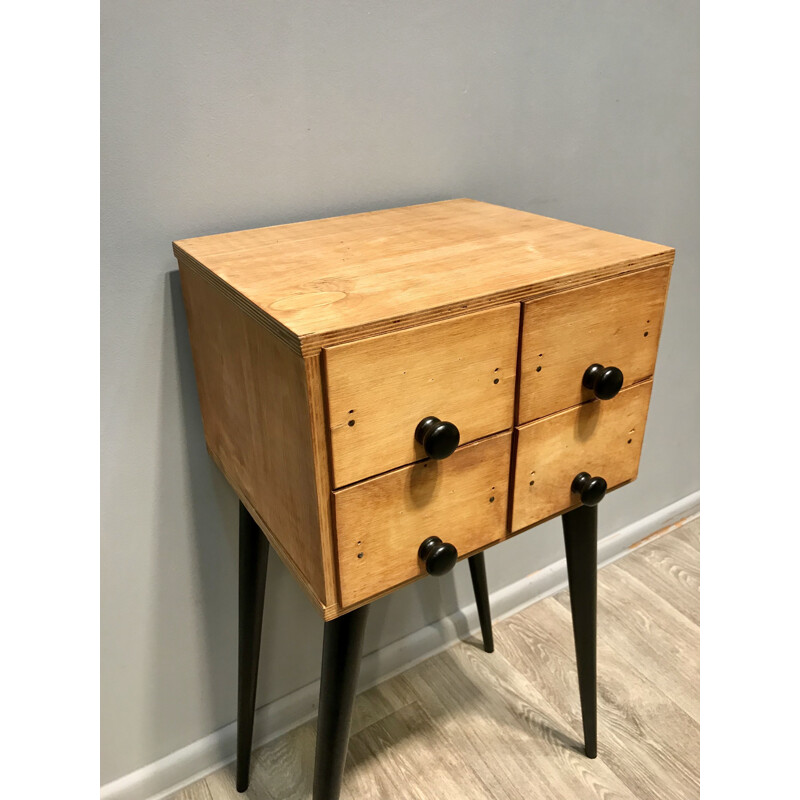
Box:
(557, 564, 700, 721)
(183, 520, 699, 800)
(167, 780, 214, 800)
(360, 646, 635, 799)
(347, 701, 490, 800)
(333, 433, 511, 609)
(518, 265, 671, 423)
(672, 517, 700, 552)
(495, 598, 699, 799)
(511, 380, 653, 532)
(179, 260, 332, 610)
(617, 530, 700, 625)
(324, 304, 519, 487)
(303, 354, 339, 605)
(173, 199, 674, 356)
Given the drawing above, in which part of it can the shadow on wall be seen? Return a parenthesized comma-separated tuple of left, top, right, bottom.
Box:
(157, 269, 472, 758)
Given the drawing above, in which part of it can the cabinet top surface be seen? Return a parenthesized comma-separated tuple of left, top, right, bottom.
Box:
(173, 199, 673, 353)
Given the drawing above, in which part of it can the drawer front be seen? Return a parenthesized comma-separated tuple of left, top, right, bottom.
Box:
(324, 304, 519, 487)
(511, 381, 653, 532)
(517, 266, 669, 424)
(334, 432, 511, 608)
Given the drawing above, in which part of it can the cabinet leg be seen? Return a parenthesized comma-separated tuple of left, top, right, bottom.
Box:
(561, 503, 598, 759)
(236, 502, 270, 792)
(468, 552, 494, 653)
(312, 605, 370, 800)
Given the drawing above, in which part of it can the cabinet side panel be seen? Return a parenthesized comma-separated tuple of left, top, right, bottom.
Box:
(178, 259, 327, 606)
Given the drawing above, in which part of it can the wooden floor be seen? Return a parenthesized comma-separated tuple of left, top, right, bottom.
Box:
(171, 518, 700, 800)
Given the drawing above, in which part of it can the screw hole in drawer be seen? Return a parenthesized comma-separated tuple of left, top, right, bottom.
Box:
(348, 420, 355, 427)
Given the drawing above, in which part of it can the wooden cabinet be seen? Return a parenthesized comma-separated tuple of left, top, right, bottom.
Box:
(174, 198, 673, 618)
(174, 198, 674, 798)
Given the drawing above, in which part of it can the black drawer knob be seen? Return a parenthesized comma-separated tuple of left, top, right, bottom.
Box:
(582, 363, 624, 400)
(571, 472, 608, 507)
(415, 416, 460, 459)
(418, 536, 458, 576)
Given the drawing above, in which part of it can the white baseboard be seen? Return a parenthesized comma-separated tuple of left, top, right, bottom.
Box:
(100, 490, 699, 800)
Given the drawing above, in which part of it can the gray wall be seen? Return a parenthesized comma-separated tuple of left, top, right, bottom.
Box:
(101, 1, 699, 785)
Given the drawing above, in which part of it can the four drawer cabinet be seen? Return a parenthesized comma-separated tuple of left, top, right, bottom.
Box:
(174, 199, 674, 799)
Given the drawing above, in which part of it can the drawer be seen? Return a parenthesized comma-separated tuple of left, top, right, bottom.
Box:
(333, 432, 511, 608)
(511, 381, 653, 532)
(517, 266, 669, 424)
(324, 304, 519, 487)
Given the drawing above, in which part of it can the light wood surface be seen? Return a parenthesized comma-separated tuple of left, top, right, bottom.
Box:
(324, 304, 519, 487)
(517, 266, 670, 423)
(303, 354, 340, 607)
(178, 261, 333, 609)
(511, 381, 653, 532)
(560, 554, 700, 721)
(173, 199, 674, 356)
(172, 519, 699, 800)
(333, 433, 511, 609)
(175, 200, 674, 620)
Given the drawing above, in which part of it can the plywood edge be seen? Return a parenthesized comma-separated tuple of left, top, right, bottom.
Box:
(518, 259, 673, 311)
(175, 237, 674, 359)
(174, 249, 303, 355)
(295, 251, 676, 356)
(303, 354, 340, 608)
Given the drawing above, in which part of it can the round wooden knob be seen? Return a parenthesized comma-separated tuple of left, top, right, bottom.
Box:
(415, 416, 460, 459)
(582, 363, 624, 400)
(418, 536, 458, 576)
(571, 472, 607, 506)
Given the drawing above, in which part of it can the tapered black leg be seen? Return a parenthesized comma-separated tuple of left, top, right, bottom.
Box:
(562, 503, 598, 759)
(312, 605, 370, 800)
(468, 552, 494, 653)
(236, 502, 270, 792)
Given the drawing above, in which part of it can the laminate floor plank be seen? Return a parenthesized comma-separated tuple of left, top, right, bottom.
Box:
(174, 518, 700, 800)
(166, 780, 214, 800)
(345, 700, 489, 800)
(203, 677, 417, 800)
(616, 529, 700, 624)
(494, 596, 699, 799)
(556, 561, 700, 722)
(671, 517, 700, 551)
(443, 643, 638, 800)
